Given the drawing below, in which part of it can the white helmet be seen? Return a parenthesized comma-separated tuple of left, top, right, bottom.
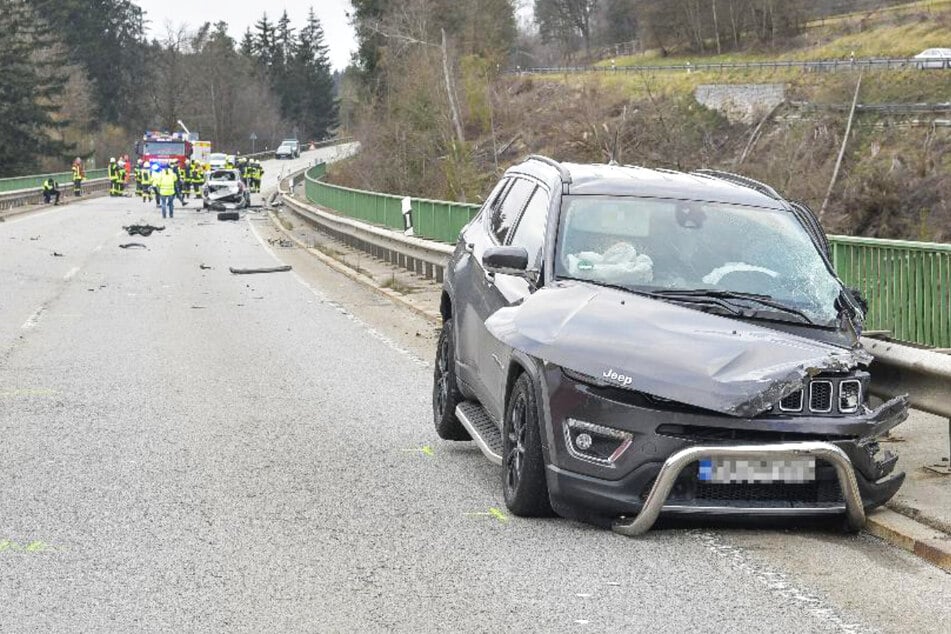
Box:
(110, 157, 116, 163)
(143, 161, 151, 168)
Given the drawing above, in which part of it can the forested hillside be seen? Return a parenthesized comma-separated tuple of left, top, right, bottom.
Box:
(0, 0, 337, 175)
(337, 0, 951, 242)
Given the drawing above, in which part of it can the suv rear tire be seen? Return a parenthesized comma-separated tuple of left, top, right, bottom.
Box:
(503, 373, 553, 517)
(433, 318, 470, 440)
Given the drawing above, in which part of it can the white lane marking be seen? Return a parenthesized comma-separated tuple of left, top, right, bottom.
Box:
(22, 307, 46, 330)
(246, 219, 427, 368)
(692, 531, 870, 633)
(64, 266, 80, 280)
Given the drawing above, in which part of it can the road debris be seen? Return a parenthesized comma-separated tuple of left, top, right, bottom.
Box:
(119, 243, 147, 249)
(228, 265, 292, 275)
(123, 224, 165, 237)
(199, 264, 213, 270)
(217, 211, 240, 221)
(52, 252, 63, 257)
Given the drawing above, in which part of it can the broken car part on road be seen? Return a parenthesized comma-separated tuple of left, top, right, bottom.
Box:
(123, 225, 165, 237)
(228, 265, 292, 275)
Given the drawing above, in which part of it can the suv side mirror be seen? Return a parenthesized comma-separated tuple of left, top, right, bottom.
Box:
(483, 246, 529, 276)
(847, 287, 869, 314)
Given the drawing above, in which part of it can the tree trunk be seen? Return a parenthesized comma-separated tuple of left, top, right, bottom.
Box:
(730, 0, 739, 48)
(441, 28, 465, 146)
(712, 0, 722, 55)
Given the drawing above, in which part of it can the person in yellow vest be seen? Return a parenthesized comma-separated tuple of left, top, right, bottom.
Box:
(71, 158, 85, 197)
(139, 161, 153, 203)
(42, 178, 61, 205)
(190, 161, 204, 199)
(108, 158, 120, 197)
(155, 165, 178, 219)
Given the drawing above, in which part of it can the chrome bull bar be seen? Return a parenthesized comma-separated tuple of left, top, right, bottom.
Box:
(612, 441, 865, 536)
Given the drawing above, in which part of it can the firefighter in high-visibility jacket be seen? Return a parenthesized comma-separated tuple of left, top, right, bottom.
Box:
(139, 161, 153, 203)
(187, 160, 202, 199)
(134, 159, 144, 199)
(108, 158, 120, 196)
(71, 158, 85, 196)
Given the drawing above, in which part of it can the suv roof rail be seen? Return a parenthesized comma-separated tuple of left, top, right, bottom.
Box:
(525, 154, 572, 184)
(693, 168, 782, 200)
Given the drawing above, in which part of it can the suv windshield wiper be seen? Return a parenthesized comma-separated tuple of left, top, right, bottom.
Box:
(648, 289, 815, 325)
(561, 278, 746, 317)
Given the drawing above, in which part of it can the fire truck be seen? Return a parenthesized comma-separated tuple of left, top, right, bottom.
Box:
(136, 131, 194, 170)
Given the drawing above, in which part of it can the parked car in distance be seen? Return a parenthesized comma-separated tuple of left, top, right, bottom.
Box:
(914, 48, 951, 69)
(202, 168, 250, 210)
(275, 139, 300, 159)
(433, 155, 908, 536)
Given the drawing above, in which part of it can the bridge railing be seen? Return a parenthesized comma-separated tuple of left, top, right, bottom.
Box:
(0, 168, 109, 193)
(830, 236, 951, 348)
(303, 164, 949, 348)
(304, 164, 478, 244)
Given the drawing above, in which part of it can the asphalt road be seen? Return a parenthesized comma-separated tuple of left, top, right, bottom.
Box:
(1, 149, 949, 632)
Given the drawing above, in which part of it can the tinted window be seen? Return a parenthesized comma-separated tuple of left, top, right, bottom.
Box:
(491, 179, 534, 244)
(509, 186, 550, 269)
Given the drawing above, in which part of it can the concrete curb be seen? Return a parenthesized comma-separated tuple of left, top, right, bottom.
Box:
(865, 508, 951, 573)
(265, 209, 442, 326)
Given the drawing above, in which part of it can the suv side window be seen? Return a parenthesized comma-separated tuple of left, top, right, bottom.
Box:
(508, 186, 550, 270)
(490, 178, 534, 244)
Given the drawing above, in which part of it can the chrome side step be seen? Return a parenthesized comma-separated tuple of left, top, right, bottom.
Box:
(455, 402, 503, 466)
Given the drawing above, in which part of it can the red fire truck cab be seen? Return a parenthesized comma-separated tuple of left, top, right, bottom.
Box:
(136, 131, 194, 170)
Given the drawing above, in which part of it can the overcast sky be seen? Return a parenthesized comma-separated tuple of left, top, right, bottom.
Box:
(134, 0, 357, 71)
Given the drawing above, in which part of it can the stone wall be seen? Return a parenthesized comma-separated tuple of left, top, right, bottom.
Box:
(694, 84, 786, 124)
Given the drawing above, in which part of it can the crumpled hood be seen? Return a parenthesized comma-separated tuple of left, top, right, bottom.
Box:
(485, 282, 871, 417)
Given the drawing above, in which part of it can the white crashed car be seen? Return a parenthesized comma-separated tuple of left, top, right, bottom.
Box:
(203, 169, 251, 210)
(914, 48, 951, 69)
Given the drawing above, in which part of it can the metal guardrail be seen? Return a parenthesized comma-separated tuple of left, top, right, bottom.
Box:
(831, 236, 951, 349)
(304, 164, 478, 245)
(0, 178, 111, 216)
(0, 168, 109, 193)
(514, 57, 945, 75)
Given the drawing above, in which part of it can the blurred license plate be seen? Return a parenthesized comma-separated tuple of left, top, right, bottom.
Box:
(698, 458, 816, 483)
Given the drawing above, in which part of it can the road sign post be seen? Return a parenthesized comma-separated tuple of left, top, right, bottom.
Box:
(250, 132, 258, 154)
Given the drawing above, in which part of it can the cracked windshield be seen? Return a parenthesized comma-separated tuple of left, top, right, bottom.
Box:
(557, 196, 842, 325)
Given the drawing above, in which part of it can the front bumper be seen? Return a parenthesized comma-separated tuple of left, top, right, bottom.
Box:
(542, 366, 908, 531)
(611, 442, 865, 535)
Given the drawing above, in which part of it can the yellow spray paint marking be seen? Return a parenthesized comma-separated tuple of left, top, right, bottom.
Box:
(464, 508, 509, 523)
(0, 540, 56, 553)
(401, 445, 435, 457)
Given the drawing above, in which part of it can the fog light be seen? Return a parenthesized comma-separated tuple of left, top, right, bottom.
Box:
(575, 433, 593, 451)
(564, 419, 633, 468)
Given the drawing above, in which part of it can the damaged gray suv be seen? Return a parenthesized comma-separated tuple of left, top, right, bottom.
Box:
(433, 155, 908, 535)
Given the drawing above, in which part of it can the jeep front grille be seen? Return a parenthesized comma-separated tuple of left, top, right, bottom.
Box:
(772, 376, 864, 416)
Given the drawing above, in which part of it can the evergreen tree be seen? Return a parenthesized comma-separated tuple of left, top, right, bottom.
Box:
(287, 8, 338, 140)
(251, 13, 278, 69)
(0, 0, 74, 174)
(30, 0, 147, 127)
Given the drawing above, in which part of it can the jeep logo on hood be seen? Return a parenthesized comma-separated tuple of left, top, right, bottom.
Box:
(603, 369, 634, 387)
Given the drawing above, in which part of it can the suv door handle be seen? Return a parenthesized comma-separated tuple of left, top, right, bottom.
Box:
(464, 242, 475, 253)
